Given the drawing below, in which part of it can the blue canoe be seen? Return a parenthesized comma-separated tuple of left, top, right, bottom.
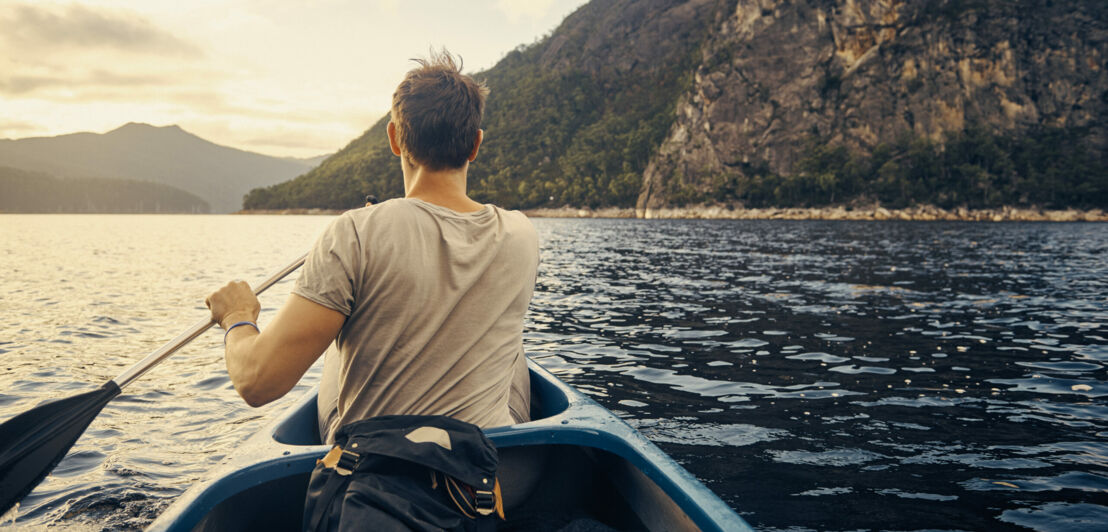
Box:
(148, 360, 753, 531)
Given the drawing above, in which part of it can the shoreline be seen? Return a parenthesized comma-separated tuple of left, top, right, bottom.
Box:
(233, 208, 345, 215)
(526, 204, 1108, 222)
(235, 204, 1108, 222)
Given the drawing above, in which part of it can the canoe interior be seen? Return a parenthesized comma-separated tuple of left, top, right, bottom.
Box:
(152, 361, 750, 531)
(191, 444, 692, 532)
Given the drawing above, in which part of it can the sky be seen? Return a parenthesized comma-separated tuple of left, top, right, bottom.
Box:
(0, 0, 590, 158)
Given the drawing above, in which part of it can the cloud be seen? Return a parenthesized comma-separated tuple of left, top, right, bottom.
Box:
(495, 0, 556, 22)
(0, 119, 42, 138)
(245, 130, 349, 152)
(0, 3, 201, 57)
(375, 0, 401, 15)
(185, 116, 367, 158)
(0, 4, 208, 100)
(0, 69, 175, 96)
(0, 75, 61, 96)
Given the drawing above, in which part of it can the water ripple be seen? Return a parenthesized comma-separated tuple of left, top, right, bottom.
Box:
(769, 448, 888, 467)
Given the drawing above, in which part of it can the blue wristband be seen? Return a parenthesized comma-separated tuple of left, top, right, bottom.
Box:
(223, 320, 260, 346)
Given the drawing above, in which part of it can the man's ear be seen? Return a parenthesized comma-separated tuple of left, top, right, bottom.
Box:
(468, 129, 483, 162)
(387, 121, 402, 156)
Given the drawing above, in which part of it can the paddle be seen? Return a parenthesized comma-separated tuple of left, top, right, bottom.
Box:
(0, 253, 307, 516)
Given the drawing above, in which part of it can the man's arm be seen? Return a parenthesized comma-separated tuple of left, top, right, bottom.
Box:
(207, 281, 345, 407)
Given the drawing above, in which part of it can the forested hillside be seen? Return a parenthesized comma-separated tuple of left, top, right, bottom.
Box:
(709, 126, 1108, 209)
(244, 0, 722, 210)
(0, 167, 209, 213)
(245, 0, 1108, 213)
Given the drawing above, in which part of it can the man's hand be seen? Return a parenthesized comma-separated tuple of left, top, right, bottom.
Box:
(205, 280, 261, 328)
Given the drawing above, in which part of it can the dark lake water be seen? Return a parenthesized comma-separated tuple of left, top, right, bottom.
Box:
(1, 215, 1106, 531)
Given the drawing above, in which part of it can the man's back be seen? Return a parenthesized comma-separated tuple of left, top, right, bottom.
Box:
(298, 198, 539, 442)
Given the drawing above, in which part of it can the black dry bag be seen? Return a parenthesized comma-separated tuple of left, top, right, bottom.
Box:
(303, 415, 503, 532)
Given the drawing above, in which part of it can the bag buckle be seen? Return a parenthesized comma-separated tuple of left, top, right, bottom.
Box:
(335, 450, 359, 476)
(473, 489, 496, 516)
(318, 445, 361, 477)
(445, 476, 504, 520)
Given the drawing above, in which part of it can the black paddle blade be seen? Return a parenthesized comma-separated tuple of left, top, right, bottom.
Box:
(0, 382, 120, 516)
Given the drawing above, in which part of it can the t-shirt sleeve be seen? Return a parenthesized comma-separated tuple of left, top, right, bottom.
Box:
(293, 214, 360, 316)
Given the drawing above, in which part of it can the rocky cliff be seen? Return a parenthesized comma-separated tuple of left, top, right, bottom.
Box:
(638, 0, 1108, 213)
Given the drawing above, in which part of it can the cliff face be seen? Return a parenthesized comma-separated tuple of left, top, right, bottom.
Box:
(638, 0, 1108, 212)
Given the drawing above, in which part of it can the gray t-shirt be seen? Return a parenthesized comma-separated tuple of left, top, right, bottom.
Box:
(294, 198, 538, 443)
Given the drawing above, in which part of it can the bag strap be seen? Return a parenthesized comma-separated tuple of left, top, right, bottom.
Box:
(440, 472, 504, 520)
(305, 446, 360, 532)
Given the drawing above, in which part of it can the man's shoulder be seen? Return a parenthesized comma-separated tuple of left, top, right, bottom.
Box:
(342, 198, 424, 226)
(347, 199, 534, 238)
(490, 204, 527, 220)
(348, 198, 414, 216)
(491, 205, 537, 234)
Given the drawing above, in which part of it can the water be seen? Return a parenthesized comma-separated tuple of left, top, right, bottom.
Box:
(2, 215, 1106, 531)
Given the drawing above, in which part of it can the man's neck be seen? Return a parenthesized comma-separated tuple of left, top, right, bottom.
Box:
(402, 161, 484, 213)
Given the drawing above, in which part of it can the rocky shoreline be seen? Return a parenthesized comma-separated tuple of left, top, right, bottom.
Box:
(237, 205, 1107, 222)
(234, 208, 345, 215)
(526, 204, 1108, 222)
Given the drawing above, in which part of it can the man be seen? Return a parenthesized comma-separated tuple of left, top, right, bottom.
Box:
(205, 50, 538, 444)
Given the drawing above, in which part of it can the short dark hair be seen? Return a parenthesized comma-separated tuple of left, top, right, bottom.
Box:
(390, 49, 489, 170)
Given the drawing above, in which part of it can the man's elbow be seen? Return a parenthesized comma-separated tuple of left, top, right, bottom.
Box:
(242, 395, 272, 408)
(236, 382, 279, 408)
(227, 354, 284, 407)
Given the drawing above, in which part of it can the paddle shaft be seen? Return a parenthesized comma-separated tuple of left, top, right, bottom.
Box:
(111, 253, 307, 389)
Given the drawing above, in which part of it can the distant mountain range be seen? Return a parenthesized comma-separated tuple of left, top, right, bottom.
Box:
(0, 165, 209, 213)
(0, 123, 323, 213)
